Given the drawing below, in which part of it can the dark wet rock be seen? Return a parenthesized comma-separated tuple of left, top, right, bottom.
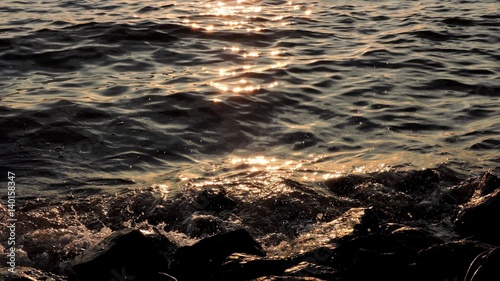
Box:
(170, 229, 266, 281)
(388, 226, 444, 252)
(478, 171, 500, 196)
(289, 223, 440, 281)
(324, 167, 462, 221)
(341, 249, 415, 281)
(71, 228, 169, 281)
(396, 168, 441, 194)
(251, 276, 326, 281)
(148, 228, 179, 268)
(417, 240, 491, 281)
(310, 222, 443, 280)
(185, 214, 224, 237)
(289, 208, 383, 257)
(377, 166, 460, 196)
(352, 183, 414, 217)
(283, 261, 337, 280)
(0, 267, 67, 281)
(324, 174, 365, 195)
(195, 187, 237, 212)
(220, 253, 295, 280)
(296, 247, 336, 267)
(332, 233, 416, 281)
(445, 180, 476, 204)
(455, 178, 500, 244)
(464, 247, 500, 281)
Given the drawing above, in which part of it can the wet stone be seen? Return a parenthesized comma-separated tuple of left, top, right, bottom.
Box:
(464, 247, 500, 281)
(71, 228, 170, 281)
(0, 267, 67, 281)
(388, 226, 444, 252)
(283, 261, 337, 280)
(194, 187, 237, 212)
(416, 240, 492, 281)
(170, 229, 265, 281)
(220, 253, 295, 281)
(324, 175, 365, 196)
(478, 170, 500, 196)
(251, 277, 327, 281)
(332, 233, 417, 281)
(185, 214, 224, 237)
(455, 180, 500, 244)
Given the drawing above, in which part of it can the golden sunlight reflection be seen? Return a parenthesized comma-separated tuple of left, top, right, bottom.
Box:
(176, 149, 453, 204)
(176, 0, 304, 96)
(151, 183, 169, 199)
(223, 153, 419, 184)
(231, 156, 303, 172)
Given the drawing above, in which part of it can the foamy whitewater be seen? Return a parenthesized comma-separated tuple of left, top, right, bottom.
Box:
(0, 0, 499, 278)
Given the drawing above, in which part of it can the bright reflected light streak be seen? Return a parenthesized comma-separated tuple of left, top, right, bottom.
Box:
(243, 51, 259, 58)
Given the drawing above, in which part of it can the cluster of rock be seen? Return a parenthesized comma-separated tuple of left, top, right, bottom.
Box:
(3, 170, 500, 281)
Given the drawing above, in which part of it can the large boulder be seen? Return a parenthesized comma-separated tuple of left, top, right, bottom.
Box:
(170, 229, 265, 281)
(289, 211, 442, 281)
(71, 228, 171, 281)
(331, 232, 417, 281)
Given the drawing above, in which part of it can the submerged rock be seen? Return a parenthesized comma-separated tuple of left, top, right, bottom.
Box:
(71, 228, 170, 281)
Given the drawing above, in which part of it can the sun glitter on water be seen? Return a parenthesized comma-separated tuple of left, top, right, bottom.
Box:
(178, 0, 303, 98)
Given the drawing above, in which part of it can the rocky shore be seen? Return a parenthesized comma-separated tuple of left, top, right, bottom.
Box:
(2, 168, 500, 281)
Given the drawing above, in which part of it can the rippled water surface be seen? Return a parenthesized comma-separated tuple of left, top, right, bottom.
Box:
(0, 0, 500, 276)
(1, 0, 499, 190)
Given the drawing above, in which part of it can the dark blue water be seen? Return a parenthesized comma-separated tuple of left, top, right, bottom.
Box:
(0, 0, 499, 275)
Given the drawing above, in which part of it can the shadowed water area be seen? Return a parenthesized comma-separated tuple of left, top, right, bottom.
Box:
(0, 0, 499, 279)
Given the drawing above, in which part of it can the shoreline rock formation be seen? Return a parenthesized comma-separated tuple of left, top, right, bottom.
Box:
(2, 169, 500, 281)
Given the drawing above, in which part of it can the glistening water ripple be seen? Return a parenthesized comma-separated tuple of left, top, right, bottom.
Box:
(0, 0, 499, 192)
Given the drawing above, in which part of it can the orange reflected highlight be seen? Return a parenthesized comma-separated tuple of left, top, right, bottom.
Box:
(186, 0, 295, 98)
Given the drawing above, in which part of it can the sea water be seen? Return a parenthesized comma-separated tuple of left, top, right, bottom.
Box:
(0, 0, 498, 275)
